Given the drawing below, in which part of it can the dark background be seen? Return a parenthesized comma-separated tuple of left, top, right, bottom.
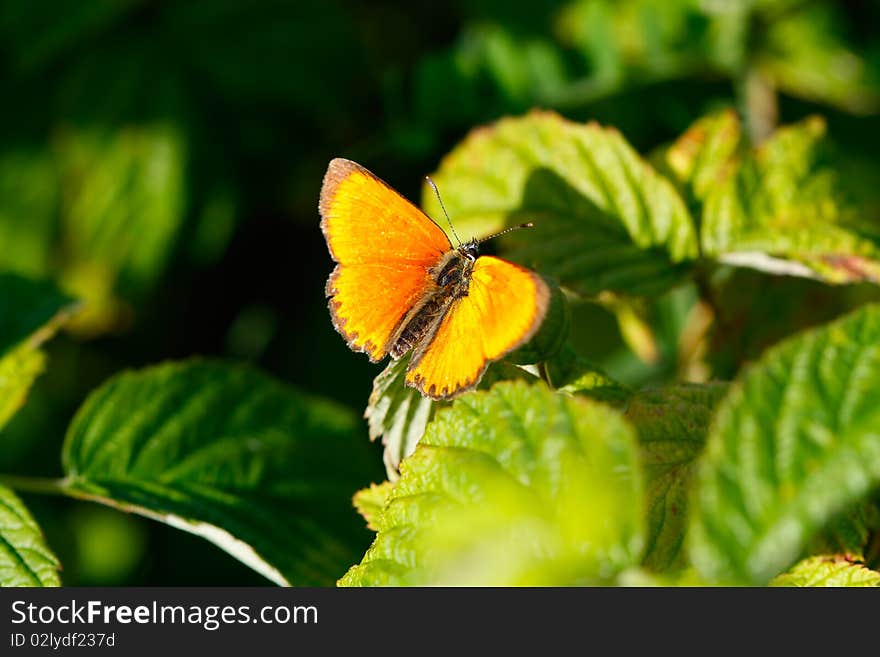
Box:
(0, 0, 878, 585)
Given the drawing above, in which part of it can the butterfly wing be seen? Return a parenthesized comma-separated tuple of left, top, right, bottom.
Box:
(320, 158, 452, 361)
(406, 256, 550, 399)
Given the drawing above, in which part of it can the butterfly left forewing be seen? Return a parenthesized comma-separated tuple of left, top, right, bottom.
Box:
(405, 256, 549, 399)
(320, 158, 452, 361)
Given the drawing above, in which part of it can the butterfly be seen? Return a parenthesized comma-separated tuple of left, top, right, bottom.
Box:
(319, 158, 549, 400)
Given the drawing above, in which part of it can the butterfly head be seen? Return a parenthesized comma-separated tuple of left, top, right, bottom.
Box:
(459, 239, 480, 261)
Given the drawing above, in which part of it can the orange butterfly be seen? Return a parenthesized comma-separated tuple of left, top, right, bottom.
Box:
(319, 158, 549, 400)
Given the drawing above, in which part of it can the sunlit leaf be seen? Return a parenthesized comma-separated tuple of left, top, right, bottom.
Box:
(341, 381, 643, 586)
(353, 482, 394, 533)
(0, 484, 60, 586)
(423, 111, 699, 297)
(0, 274, 77, 431)
(770, 555, 880, 587)
(701, 116, 880, 284)
(689, 304, 880, 584)
(654, 109, 742, 208)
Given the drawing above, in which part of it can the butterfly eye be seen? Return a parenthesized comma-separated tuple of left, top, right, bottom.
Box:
(461, 241, 479, 261)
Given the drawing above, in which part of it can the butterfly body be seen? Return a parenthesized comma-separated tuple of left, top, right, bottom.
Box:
(388, 244, 476, 361)
(320, 158, 548, 400)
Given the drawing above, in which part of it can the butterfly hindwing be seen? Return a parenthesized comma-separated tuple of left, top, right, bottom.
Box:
(320, 158, 452, 361)
(405, 256, 550, 399)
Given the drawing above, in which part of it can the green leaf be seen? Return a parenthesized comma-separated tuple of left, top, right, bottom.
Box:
(0, 273, 75, 357)
(61, 360, 381, 586)
(624, 383, 728, 572)
(340, 381, 643, 586)
(365, 325, 558, 480)
(689, 304, 880, 584)
(544, 343, 630, 401)
(701, 116, 880, 284)
(423, 111, 699, 297)
(806, 502, 880, 561)
(0, 274, 78, 431)
(365, 355, 438, 480)
(0, 347, 47, 434)
(353, 482, 394, 533)
(770, 556, 880, 587)
(0, 483, 60, 586)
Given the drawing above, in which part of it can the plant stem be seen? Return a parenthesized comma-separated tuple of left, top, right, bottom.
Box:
(0, 474, 72, 497)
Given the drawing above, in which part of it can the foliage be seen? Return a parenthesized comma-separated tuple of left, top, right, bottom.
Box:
(1, 0, 880, 587)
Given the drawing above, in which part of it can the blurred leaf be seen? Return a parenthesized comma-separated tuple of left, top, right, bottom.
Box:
(340, 381, 643, 586)
(623, 383, 728, 572)
(758, 4, 880, 114)
(476, 24, 571, 108)
(806, 502, 880, 561)
(770, 555, 880, 587)
(654, 109, 742, 209)
(0, 347, 47, 435)
(0, 274, 77, 431)
(62, 360, 381, 586)
(353, 482, 394, 533)
(0, 483, 60, 586)
(557, 0, 711, 77)
(424, 111, 699, 297)
(0, 149, 57, 277)
(54, 123, 186, 334)
(689, 304, 880, 584)
(701, 116, 880, 284)
(365, 355, 438, 480)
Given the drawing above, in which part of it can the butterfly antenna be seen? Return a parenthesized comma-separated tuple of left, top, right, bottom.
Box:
(425, 176, 461, 246)
(477, 222, 534, 244)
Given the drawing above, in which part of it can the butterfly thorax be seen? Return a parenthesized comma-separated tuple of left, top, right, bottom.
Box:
(387, 245, 477, 360)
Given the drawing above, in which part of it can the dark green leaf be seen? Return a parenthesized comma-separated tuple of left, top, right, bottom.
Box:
(62, 360, 381, 586)
(623, 383, 728, 572)
(0, 273, 75, 358)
